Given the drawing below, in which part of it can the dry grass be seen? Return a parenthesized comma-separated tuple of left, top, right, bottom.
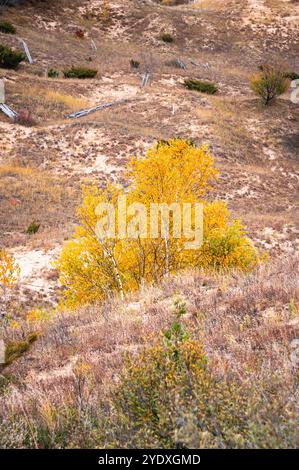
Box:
(0, 255, 298, 447)
(0, 164, 79, 248)
(0, 0, 297, 447)
(31, 88, 90, 112)
(4, 81, 90, 122)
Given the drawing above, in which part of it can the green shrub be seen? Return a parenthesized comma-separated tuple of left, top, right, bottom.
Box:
(63, 66, 98, 79)
(107, 305, 298, 448)
(0, 45, 25, 70)
(130, 59, 140, 69)
(48, 68, 59, 78)
(3, 333, 38, 368)
(161, 33, 174, 43)
(250, 65, 289, 105)
(285, 71, 299, 81)
(0, 21, 16, 35)
(26, 221, 40, 235)
(184, 79, 218, 94)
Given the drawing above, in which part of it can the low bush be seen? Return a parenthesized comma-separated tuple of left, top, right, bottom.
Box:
(130, 59, 140, 69)
(63, 66, 98, 79)
(3, 333, 38, 368)
(0, 21, 16, 34)
(26, 221, 40, 235)
(285, 71, 299, 81)
(250, 65, 289, 105)
(184, 78, 218, 94)
(108, 305, 298, 448)
(161, 33, 174, 43)
(0, 45, 25, 69)
(47, 68, 59, 78)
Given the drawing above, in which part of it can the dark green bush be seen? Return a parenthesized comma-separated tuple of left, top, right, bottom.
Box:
(0, 21, 16, 34)
(26, 221, 40, 235)
(48, 68, 59, 78)
(63, 66, 98, 79)
(130, 59, 140, 69)
(161, 33, 174, 43)
(184, 78, 218, 94)
(285, 71, 299, 81)
(0, 45, 25, 69)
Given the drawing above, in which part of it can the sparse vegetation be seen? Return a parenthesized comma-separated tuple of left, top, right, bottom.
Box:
(184, 79, 218, 94)
(130, 59, 140, 69)
(26, 221, 40, 235)
(3, 333, 38, 368)
(0, 21, 16, 34)
(0, 44, 25, 69)
(285, 71, 299, 81)
(74, 29, 85, 39)
(0, 164, 78, 249)
(47, 68, 59, 78)
(0, 257, 297, 448)
(109, 305, 298, 448)
(161, 33, 174, 43)
(100, 0, 111, 23)
(0, 0, 298, 453)
(250, 65, 289, 105)
(14, 109, 36, 126)
(63, 66, 98, 79)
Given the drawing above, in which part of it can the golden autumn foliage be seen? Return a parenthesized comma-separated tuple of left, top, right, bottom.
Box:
(55, 139, 260, 307)
(0, 249, 20, 303)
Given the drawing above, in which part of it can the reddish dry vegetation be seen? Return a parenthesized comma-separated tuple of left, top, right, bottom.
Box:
(0, 255, 298, 447)
(0, 0, 298, 448)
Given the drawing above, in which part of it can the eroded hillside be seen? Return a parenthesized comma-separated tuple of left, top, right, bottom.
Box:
(0, 0, 298, 450)
(0, 0, 298, 306)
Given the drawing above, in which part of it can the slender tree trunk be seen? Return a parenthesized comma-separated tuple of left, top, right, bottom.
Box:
(105, 249, 124, 301)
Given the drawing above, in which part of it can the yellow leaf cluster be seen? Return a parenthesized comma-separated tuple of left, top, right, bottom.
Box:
(0, 248, 20, 291)
(55, 139, 260, 307)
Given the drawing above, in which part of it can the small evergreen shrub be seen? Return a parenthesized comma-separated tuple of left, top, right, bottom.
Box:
(250, 64, 289, 105)
(184, 78, 218, 94)
(63, 66, 98, 79)
(0, 21, 16, 34)
(48, 68, 59, 78)
(285, 71, 299, 81)
(0, 45, 25, 69)
(26, 221, 40, 235)
(161, 33, 174, 43)
(130, 59, 140, 69)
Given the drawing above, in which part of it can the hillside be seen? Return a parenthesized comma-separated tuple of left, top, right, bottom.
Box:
(0, 0, 298, 449)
